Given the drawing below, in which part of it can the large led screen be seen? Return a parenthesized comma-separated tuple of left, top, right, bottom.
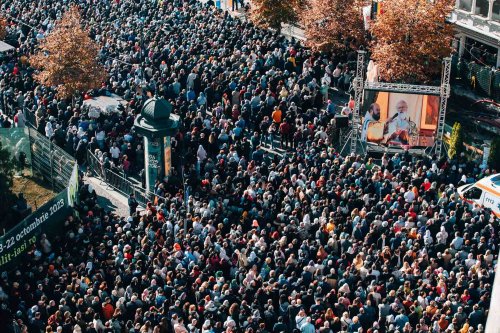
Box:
(361, 90, 440, 148)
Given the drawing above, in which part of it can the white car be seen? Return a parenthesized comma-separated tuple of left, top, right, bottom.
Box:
(457, 174, 500, 217)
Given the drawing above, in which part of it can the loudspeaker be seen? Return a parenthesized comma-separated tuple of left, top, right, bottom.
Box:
(335, 115, 349, 128)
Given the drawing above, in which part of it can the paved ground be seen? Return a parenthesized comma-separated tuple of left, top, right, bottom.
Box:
(84, 175, 141, 217)
(280, 23, 306, 41)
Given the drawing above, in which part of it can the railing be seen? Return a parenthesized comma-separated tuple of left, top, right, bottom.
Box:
(23, 111, 166, 207)
(0, 126, 78, 271)
(86, 150, 162, 207)
(28, 127, 76, 193)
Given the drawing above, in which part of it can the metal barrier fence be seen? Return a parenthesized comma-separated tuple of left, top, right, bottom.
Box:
(23, 111, 159, 207)
(86, 148, 106, 179)
(86, 150, 158, 207)
(0, 127, 79, 271)
(27, 127, 76, 193)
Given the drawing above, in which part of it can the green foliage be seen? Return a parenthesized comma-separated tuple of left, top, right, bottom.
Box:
(489, 137, 500, 171)
(0, 141, 16, 229)
(448, 122, 464, 159)
(0, 141, 14, 193)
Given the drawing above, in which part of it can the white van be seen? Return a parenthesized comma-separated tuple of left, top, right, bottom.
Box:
(457, 174, 500, 217)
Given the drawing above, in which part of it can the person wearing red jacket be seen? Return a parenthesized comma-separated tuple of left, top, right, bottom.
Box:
(102, 298, 115, 321)
(279, 118, 291, 148)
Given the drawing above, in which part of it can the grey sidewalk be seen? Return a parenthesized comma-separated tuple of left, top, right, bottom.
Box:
(280, 23, 306, 41)
(84, 174, 143, 217)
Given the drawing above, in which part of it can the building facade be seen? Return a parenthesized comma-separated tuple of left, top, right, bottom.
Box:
(451, 0, 500, 67)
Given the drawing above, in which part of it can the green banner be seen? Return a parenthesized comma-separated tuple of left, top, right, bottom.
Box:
(0, 189, 70, 271)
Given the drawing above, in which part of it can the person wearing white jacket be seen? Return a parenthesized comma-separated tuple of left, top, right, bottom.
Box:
(45, 121, 54, 138)
(196, 144, 207, 178)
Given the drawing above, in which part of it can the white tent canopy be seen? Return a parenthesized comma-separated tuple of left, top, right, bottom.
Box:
(83, 94, 128, 118)
(0, 41, 15, 53)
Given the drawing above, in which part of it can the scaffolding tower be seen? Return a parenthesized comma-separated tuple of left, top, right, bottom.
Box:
(433, 57, 452, 158)
(340, 51, 366, 156)
(341, 51, 451, 158)
(350, 51, 366, 155)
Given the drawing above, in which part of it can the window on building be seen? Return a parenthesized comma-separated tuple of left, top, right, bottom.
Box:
(493, 0, 500, 21)
(459, 0, 472, 11)
(464, 38, 498, 66)
(475, 0, 489, 17)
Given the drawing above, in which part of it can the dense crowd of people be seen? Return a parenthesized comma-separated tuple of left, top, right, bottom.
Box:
(0, 0, 498, 333)
(3, 150, 498, 333)
(0, 0, 357, 172)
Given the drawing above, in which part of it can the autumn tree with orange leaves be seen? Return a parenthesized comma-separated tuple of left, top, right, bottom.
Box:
(31, 6, 106, 99)
(0, 17, 7, 40)
(370, 0, 454, 83)
(300, 0, 365, 52)
(250, 0, 299, 34)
